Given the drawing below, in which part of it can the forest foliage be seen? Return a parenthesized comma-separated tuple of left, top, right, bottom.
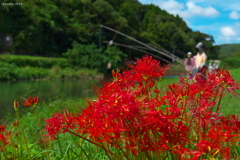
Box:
(0, 0, 220, 72)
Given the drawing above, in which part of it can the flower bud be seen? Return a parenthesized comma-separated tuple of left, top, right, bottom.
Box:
(14, 100, 19, 111)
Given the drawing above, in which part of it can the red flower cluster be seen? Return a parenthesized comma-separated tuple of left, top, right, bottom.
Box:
(0, 124, 11, 147)
(23, 96, 38, 107)
(45, 112, 75, 139)
(45, 55, 240, 159)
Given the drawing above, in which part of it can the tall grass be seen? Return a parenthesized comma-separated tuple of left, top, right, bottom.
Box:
(2, 98, 101, 159)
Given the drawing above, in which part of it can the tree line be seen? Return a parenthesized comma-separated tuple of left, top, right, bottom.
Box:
(0, 0, 220, 72)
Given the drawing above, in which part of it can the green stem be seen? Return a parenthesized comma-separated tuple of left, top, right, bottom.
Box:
(113, 142, 130, 160)
(71, 136, 90, 160)
(33, 108, 51, 160)
(16, 110, 31, 157)
(1, 145, 8, 159)
(67, 130, 118, 160)
(144, 151, 153, 160)
(210, 86, 220, 112)
(216, 89, 224, 112)
(57, 135, 63, 157)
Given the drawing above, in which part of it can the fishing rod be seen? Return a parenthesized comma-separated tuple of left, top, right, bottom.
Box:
(100, 24, 184, 65)
(103, 41, 171, 63)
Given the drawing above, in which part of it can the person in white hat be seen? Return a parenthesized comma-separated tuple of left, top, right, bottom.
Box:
(184, 52, 195, 77)
(195, 42, 207, 79)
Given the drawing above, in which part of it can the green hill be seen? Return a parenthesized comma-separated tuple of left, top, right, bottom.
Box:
(216, 43, 240, 69)
(217, 43, 240, 58)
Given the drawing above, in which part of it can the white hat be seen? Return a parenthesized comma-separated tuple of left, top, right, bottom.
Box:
(109, 40, 114, 46)
(187, 52, 192, 55)
(196, 42, 203, 49)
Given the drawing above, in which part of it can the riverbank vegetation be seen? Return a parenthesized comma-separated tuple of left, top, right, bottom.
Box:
(0, 54, 102, 81)
(1, 56, 239, 160)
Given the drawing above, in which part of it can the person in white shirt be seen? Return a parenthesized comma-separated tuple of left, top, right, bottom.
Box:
(195, 42, 207, 80)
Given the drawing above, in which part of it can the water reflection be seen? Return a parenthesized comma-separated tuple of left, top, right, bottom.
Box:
(0, 79, 100, 119)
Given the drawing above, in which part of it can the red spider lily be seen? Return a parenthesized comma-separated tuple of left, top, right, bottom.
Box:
(0, 124, 6, 133)
(208, 69, 238, 91)
(45, 111, 75, 139)
(125, 55, 169, 82)
(23, 96, 38, 107)
(44, 55, 240, 159)
(0, 124, 11, 145)
(0, 134, 7, 145)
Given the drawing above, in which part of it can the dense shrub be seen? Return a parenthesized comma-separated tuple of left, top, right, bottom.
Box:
(63, 42, 127, 73)
(0, 62, 50, 80)
(0, 62, 16, 80)
(13, 67, 49, 80)
(63, 42, 104, 69)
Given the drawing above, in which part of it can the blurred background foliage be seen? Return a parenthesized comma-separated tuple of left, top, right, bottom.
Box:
(0, 0, 232, 73)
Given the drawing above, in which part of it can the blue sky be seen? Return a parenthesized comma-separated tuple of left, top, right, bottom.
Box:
(138, 0, 240, 45)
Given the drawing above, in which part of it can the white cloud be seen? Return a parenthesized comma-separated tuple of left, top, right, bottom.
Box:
(137, 0, 239, 44)
(153, 1, 219, 19)
(138, 0, 153, 4)
(236, 22, 240, 27)
(179, 11, 192, 19)
(161, 0, 184, 11)
(226, 2, 240, 12)
(155, 0, 185, 17)
(190, 0, 208, 2)
(186, 2, 219, 18)
(220, 27, 237, 37)
(229, 11, 240, 20)
(218, 24, 240, 44)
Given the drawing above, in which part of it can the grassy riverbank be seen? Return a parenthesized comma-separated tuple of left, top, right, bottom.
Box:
(0, 55, 102, 81)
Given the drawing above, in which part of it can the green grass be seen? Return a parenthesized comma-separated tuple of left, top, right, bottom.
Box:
(1, 98, 101, 159)
(229, 68, 240, 81)
(221, 68, 240, 115)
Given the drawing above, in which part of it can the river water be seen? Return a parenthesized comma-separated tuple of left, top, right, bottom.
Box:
(0, 79, 101, 120)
